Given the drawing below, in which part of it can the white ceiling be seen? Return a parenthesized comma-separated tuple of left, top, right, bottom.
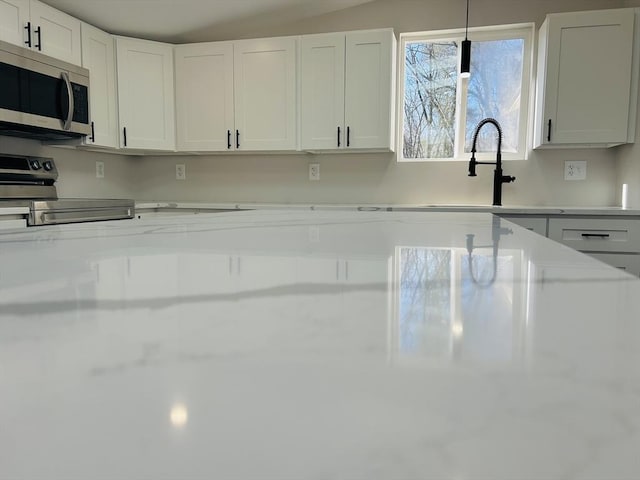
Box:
(44, 0, 379, 43)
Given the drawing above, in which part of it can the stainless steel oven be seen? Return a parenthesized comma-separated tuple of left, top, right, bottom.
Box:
(0, 39, 90, 140)
(0, 154, 134, 226)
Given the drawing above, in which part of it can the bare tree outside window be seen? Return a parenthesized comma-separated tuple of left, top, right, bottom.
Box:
(404, 41, 458, 159)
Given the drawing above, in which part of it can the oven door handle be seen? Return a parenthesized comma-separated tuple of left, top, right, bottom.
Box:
(61, 72, 74, 131)
(36, 207, 133, 226)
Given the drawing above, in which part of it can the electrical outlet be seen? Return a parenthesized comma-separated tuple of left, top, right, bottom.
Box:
(176, 164, 186, 180)
(309, 163, 320, 181)
(564, 160, 586, 181)
(96, 161, 104, 178)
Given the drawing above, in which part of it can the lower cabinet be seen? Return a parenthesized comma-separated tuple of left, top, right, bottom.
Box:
(587, 253, 640, 277)
(497, 214, 640, 276)
(547, 216, 640, 276)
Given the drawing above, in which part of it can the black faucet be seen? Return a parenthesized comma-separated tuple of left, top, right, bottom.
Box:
(468, 118, 516, 206)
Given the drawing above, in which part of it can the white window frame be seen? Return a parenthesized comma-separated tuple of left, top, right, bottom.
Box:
(397, 23, 535, 162)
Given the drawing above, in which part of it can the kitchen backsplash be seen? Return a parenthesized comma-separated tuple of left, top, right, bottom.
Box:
(129, 149, 619, 207)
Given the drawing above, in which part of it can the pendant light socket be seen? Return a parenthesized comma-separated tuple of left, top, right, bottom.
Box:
(461, 38, 471, 78)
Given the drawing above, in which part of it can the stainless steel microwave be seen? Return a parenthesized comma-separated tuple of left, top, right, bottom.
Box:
(0, 39, 90, 140)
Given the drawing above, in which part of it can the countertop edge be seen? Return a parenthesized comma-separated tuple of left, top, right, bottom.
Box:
(134, 202, 640, 216)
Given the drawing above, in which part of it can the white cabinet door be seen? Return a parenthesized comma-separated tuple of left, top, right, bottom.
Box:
(81, 23, 118, 148)
(535, 8, 636, 147)
(0, 0, 29, 46)
(233, 37, 297, 151)
(29, 0, 81, 65)
(300, 33, 345, 150)
(344, 29, 395, 150)
(116, 37, 175, 151)
(300, 29, 396, 152)
(175, 42, 235, 152)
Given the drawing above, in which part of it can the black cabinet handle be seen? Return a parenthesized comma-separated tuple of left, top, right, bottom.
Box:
(347, 126, 351, 147)
(236, 129, 240, 149)
(25, 22, 31, 47)
(337, 126, 341, 147)
(547, 119, 552, 142)
(34, 26, 41, 51)
(227, 130, 231, 149)
(90, 121, 95, 143)
(123, 127, 127, 147)
(581, 233, 610, 238)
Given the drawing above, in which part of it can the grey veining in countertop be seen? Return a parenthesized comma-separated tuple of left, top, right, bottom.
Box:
(1, 210, 640, 480)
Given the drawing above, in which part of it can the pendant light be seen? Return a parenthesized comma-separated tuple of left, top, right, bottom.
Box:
(460, 0, 471, 78)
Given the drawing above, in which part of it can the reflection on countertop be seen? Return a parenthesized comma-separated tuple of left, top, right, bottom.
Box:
(1, 210, 639, 479)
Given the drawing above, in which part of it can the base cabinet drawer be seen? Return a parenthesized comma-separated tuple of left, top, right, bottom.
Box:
(548, 217, 640, 253)
(586, 253, 640, 277)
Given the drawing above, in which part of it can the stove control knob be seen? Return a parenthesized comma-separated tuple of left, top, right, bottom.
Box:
(30, 159, 41, 170)
(42, 160, 53, 171)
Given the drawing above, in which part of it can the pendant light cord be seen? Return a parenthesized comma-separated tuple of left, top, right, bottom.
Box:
(465, 0, 469, 39)
(460, 0, 471, 77)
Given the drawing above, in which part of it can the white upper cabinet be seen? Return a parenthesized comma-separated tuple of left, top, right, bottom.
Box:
(344, 30, 395, 150)
(115, 36, 175, 151)
(175, 37, 297, 152)
(534, 8, 638, 148)
(0, 0, 81, 65)
(0, 0, 29, 46)
(233, 37, 297, 151)
(28, 0, 81, 65)
(300, 29, 396, 151)
(81, 23, 118, 149)
(175, 42, 235, 152)
(300, 33, 346, 150)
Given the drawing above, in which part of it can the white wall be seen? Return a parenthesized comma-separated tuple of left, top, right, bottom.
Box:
(134, 0, 630, 206)
(132, 150, 618, 206)
(2, 0, 638, 207)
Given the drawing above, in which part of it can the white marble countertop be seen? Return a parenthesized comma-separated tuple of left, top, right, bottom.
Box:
(1, 210, 640, 479)
(136, 201, 640, 216)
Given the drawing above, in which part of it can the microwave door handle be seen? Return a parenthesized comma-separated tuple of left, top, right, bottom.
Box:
(61, 72, 74, 131)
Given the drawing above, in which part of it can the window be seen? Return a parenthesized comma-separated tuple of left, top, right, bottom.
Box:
(399, 24, 534, 161)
